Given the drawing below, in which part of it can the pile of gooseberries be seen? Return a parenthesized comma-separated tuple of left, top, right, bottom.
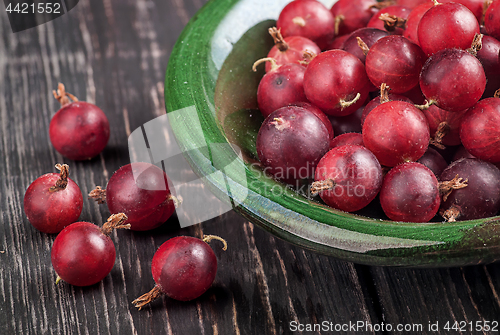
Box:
(23, 83, 227, 309)
(252, 0, 500, 223)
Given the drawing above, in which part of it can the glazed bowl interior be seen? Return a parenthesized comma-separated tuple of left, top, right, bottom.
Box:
(165, 0, 500, 267)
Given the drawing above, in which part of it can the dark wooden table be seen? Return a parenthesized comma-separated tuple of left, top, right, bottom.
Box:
(1, 1, 500, 334)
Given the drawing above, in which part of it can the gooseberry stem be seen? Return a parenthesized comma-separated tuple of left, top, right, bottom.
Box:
(53, 83, 79, 107)
(339, 93, 361, 109)
(132, 285, 163, 310)
(268, 27, 289, 52)
(310, 179, 335, 196)
(202, 235, 228, 251)
(441, 205, 461, 222)
(356, 37, 370, 56)
(101, 213, 130, 236)
(88, 186, 107, 204)
(49, 163, 69, 193)
(379, 13, 407, 32)
(429, 121, 450, 149)
(438, 174, 468, 202)
(252, 57, 279, 72)
(167, 194, 182, 208)
(380, 83, 391, 104)
(415, 99, 437, 110)
(334, 15, 344, 36)
(466, 33, 483, 56)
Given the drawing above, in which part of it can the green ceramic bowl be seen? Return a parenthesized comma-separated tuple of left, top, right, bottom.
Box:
(165, 0, 500, 267)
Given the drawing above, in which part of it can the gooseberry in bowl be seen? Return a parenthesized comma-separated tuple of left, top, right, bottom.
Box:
(165, 0, 500, 267)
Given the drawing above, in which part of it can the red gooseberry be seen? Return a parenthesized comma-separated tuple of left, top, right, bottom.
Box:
(311, 145, 383, 212)
(256, 105, 330, 184)
(303, 49, 369, 116)
(460, 97, 500, 163)
(253, 58, 308, 118)
(417, 1, 480, 56)
(362, 100, 430, 167)
(419, 47, 486, 113)
(49, 83, 110, 161)
(277, 0, 335, 50)
(51, 213, 130, 286)
(132, 235, 227, 308)
(380, 162, 440, 222)
(265, 27, 321, 72)
(89, 162, 177, 231)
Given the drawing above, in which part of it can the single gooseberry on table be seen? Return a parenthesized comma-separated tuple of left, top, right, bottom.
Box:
(24, 163, 83, 234)
(89, 162, 177, 231)
(49, 83, 110, 160)
(132, 235, 227, 308)
(51, 213, 130, 286)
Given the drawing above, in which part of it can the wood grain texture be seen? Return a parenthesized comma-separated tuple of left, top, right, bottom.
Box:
(0, 0, 499, 334)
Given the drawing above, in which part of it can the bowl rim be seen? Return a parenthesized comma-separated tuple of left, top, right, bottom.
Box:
(164, 0, 500, 267)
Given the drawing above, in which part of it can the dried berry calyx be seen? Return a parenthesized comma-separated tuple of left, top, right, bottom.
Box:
(88, 186, 107, 204)
(380, 83, 391, 104)
(310, 179, 335, 196)
(52, 83, 79, 107)
(49, 163, 69, 193)
(379, 13, 407, 32)
(429, 121, 450, 149)
(101, 213, 130, 236)
(132, 285, 163, 310)
(466, 33, 483, 56)
(438, 174, 468, 202)
(440, 204, 461, 222)
(356, 37, 370, 56)
(299, 50, 317, 65)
